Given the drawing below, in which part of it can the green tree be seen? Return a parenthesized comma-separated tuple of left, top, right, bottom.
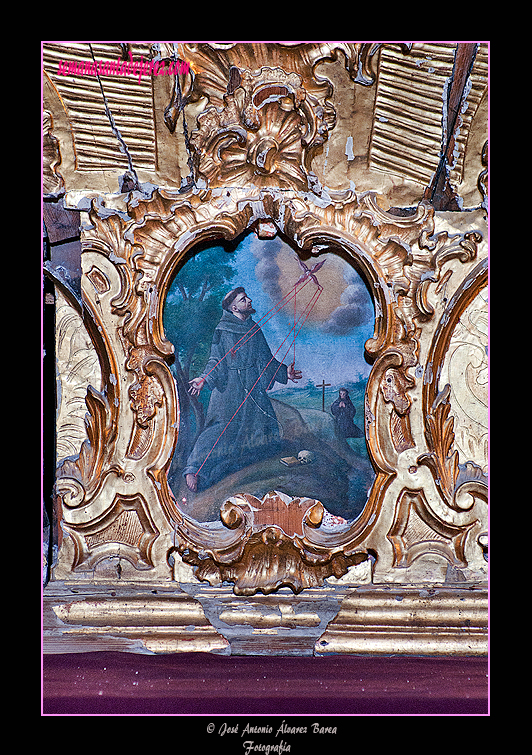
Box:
(163, 245, 237, 465)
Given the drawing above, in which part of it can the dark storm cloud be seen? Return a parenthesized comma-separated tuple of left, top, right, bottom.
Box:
(249, 235, 373, 336)
(251, 236, 285, 304)
(320, 274, 373, 336)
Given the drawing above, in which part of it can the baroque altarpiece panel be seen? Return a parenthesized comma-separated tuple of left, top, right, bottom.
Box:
(42, 42, 488, 656)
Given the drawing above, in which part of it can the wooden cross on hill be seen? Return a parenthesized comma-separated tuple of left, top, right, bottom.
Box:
(316, 380, 331, 412)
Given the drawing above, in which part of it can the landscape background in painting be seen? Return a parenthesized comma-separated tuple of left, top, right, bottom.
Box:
(163, 233, 376, 524)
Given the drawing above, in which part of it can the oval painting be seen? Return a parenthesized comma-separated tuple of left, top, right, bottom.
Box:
(163, 233, 376, 525)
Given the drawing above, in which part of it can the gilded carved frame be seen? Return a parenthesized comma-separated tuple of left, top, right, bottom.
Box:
(53, 186, 487, 593)
(44, 42, 488, 654)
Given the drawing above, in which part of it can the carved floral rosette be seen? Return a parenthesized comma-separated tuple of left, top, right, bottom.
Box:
(52, 45, 487, 593)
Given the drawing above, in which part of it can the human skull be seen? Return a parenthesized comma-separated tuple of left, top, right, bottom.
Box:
(298, 450, 314, 464)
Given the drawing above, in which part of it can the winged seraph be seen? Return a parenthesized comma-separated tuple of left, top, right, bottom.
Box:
(294, 257, 325, 289)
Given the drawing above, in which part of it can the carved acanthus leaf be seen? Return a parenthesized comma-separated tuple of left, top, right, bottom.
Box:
(56, 385, 118, 508)
(417, 384, 487, 512)
(418, 384, 459, 502)
(174, 491, 367, 595)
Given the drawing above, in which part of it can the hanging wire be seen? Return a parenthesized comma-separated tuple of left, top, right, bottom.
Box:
(88, 43, 141, 192)
(162, 42, 196, 191)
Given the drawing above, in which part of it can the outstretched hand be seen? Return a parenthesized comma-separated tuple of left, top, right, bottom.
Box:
(188, 377, 206, 396)
(287, 362, 302, 382)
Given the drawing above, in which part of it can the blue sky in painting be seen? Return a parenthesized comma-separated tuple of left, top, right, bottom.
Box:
(229, 233, 374, 389)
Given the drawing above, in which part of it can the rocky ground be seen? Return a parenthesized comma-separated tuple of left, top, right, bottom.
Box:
(174, 398, 374, 524)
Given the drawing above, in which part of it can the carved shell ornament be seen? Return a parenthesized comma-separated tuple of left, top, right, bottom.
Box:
(191, 67, 328, 190)
(174, 491, 364, 595)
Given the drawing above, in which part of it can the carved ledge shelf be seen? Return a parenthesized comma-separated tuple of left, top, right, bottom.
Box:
(43, 580, 487, 656)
